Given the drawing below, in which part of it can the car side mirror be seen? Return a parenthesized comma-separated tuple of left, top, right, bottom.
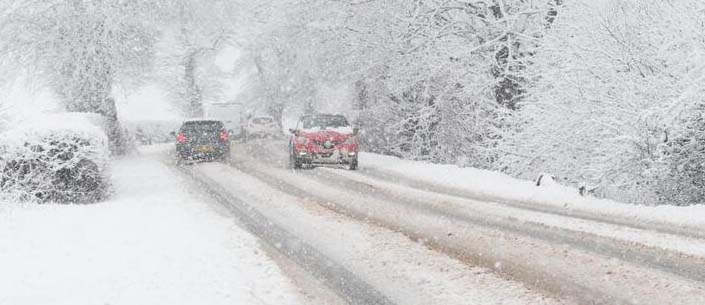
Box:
(353, 127, 360, 135)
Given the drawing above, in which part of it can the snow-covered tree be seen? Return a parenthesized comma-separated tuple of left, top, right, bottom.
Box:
(0, 0, 164, 154)
(342, 0, 558, 165)
(242, 0, 560, 166)
(500, 0, 705, 204)
(157, 0, 242, 117)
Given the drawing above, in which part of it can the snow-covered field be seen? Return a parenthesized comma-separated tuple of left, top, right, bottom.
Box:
(0, 153, 303, 305)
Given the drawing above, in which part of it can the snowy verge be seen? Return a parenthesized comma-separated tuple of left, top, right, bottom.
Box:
(360, 153, 705, 229)
(0, 150, 303, 305)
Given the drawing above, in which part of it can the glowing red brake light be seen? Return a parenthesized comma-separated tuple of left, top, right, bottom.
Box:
(176, 133, 187, 143)
(220, 130, 229, 142)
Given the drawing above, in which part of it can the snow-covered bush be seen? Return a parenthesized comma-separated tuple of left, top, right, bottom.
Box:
(0, 113, 110, 203)
(356, 73, 509, 167)
(658, 102, 705, 205)
(500, 0, 705, 205)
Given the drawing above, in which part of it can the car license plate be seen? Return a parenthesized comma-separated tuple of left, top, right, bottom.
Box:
(197, 145, 214, 153)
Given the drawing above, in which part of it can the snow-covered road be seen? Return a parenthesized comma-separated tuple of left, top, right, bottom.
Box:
(203, 138, 705, 305)
(6, 139, 704, 305)
(0, 152, 305, 305)
(185, 153, 563, 305)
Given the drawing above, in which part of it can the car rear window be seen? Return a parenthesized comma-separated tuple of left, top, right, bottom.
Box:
(180, 121, 224, 134)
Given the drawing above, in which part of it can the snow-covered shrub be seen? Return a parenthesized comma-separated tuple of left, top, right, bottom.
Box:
(356, 73, 508, 168)
(500, 0, 705, 205)
(0, 113, 110, 203)
(658, 102, 705, 205)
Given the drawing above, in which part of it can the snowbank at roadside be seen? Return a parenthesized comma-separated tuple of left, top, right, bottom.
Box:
(360, 153, 705, 229)
(0, 153, 303, 305)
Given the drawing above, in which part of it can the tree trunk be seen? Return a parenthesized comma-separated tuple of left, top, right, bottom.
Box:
(100, 97, 126, 156)
(184, 52, 203, 117)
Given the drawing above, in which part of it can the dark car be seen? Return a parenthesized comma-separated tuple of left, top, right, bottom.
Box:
(175, 119, 231, 163)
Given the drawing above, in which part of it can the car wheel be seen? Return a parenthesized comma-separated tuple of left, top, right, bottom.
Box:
(219, 151, 231, 163)
(289, 151, 302, 169)
(348, 157, 358, 171)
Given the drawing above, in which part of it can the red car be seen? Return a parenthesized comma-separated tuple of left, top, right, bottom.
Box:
(288, 114, 359, 170)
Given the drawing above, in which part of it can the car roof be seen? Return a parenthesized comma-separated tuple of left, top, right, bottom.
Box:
(300, 113, 346, 119)
(182, 118, 224, 124)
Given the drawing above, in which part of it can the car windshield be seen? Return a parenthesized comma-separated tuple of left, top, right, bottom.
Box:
(302, 115, 349, 130)
(180, 121, 223, 135)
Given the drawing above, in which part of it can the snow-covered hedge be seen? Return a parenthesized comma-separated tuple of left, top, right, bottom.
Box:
(0, 113, 110, 203)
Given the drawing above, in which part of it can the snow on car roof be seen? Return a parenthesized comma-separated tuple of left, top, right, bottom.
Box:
(302, 126, 354, 134)
(182, 118, 225, 123)
(300, 113, 346, 118)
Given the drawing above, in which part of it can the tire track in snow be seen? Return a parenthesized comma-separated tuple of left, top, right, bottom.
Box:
(310, 167, 705, 281)
(228, 142, 705, 305)
(172, 164, 396, 305)
(255, 138, 705, 241)
(358, 167, 705, 240)
(225, 157, 629, 304)
(243, 140, 705, 277)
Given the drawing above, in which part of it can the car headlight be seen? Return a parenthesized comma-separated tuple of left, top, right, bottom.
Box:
(295, 136, 309, 145)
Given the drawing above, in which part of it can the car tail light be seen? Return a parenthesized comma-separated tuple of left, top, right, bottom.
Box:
(220, 130, 229, 142)
(176, 133, 187, 143)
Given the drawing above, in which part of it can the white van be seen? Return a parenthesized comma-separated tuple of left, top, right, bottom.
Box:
(203, 102, 244, 138)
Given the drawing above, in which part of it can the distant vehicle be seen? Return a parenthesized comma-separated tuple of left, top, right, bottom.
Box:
(124, 120, 181, 145)
(243, 115, 279, 141)
(203, 102, 244, 138)
(174, 119, 230, 163)
(135, 128, 151, 145)
(288, 114, 359, 170)
(0, 112, 110, 203)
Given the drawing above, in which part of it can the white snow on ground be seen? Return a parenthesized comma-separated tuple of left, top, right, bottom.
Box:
(322, 167, 705, 258)
(227, 141, 705, 305)
(196, 162, 563, 305)
(360, 153, 705, 229)
(0, 151, 304, 305)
